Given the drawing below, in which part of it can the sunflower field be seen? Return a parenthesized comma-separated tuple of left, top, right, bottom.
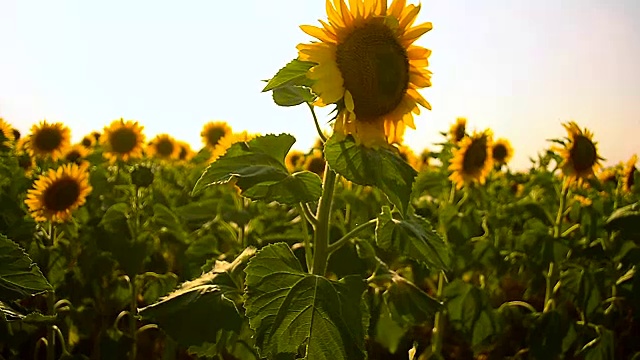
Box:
(1, 1, 640, 360)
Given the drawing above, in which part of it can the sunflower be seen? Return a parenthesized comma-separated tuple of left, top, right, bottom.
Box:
(449, 117, 467, 143)
(418, 148, 431, 169)
(64, 145, 90, 165)
(0, 118, 14, 150)
(17, 152, 35, 177)
(25, 163, 92, 223)
(146, 134, 180, 161)
(177, 141, 195, 163)
(492, 138, 514, 166)
(211, 131, 257, 162)
(395, 144, 420, 171)
(558, 121, 602, 184)
(80, 134, 96, 149)
(448, 130, 493, 189)
(304, 149, 326, 177)
(623, 154, 637, 192)
(286, 150, 306, 172)
(12, 128, 21, 141)
(201, 121, 232, 151)
(597, 168, 618, 186)
(25, 120, 71, 161)
(101, 119, 145, 163)
(298, 0, 432, 148)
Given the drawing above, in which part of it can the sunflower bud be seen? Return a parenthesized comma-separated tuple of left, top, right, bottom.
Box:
(131, 165, 154, 188)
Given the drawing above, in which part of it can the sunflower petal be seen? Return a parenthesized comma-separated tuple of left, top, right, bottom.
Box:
(402, 22, 433, 44)
(388, 0, 406, 18)
(399, 4, 420, 29)
(300, 25, 337, 43)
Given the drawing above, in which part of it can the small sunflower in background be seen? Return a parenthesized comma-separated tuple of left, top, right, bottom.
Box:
(64, 145, 90, 166)
(0, 118, 15, 151)
(25, 120, 71, 161)
(449, 130, 493, 189)
(395, 144, 421, 171)
(211, 131, 257, 162)
(449, 117, 467, 144)
(201, 121, 232, 152)
(418, 148, 431, 170)
(146, 134, 180, 161)
(623, 154, 637, 193)
(176, 141, 195, 163)
(558, 121, 603, 184)
(285, 150, 306, 172)
(298, 0, 432, 148)
(573, 194, 593, 208)
(17, 152, 35, 177)
(492, 138, 514, 167)
(80, 134, 96, 149)
(597, 167, 618, 186)
(304, 149, 326, 178)
(101, 119, 145, 163)
(25, 163, 92, 223)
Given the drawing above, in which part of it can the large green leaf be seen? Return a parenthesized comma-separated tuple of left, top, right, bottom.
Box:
(272, 85, 315, 107)
(605, 201, 640, 235)
(324, 135, 417, 214)
(192, 134, 322, 204)
(244, 243, 367, 360)
(376, 207, 451, 271)
(262, 59, 315, 92)
(383, 275, 442, 326)
(0, 235, 52, 301)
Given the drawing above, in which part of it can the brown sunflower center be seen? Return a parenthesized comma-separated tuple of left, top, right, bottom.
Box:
(155, 139, 175, 157)
(179, 146, 188, 160)
(81, 137, 93, 148)
(66, 150, 82, 163)
(454, 125, 465, 142)
(570, 135, 597, 172)
(336, 21, 409, 121)
(110, 128, 138, 154)
(462, 136, 488, 175)
(306, 157, 326, 176)
(493, 144, 508, 162)
(627, 167, 636, 189)
(33, 127, 63, 152)
(43, 177, 81, 212)
(205, 127, 226, 147)
(12, 129, 21, 141)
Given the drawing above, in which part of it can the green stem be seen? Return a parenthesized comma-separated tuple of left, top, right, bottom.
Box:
(311, 164, 337, 275)
(296, 204, 314, 272)
(129, 276, 137, 360)
(300, 203, 318, 227)
(553, 180, 569, 239)
(545, 181, 569, 313)
(327, 219, 376, 254)
(431, 271, 446, 355)
(307, 103, 327, 143)
(47, 292, 56, 360)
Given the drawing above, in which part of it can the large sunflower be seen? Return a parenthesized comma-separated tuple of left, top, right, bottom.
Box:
(146, 134, 180, 161)
(492, 138, 514, 166)
(449, 130, 493, 189)
(0, 118, 14, 151)
(449, 117, 467, 144)
(25, 120, 71, 161)
(101, 119, 145, 163)
(25, 163, 92, 223)
(298, 0, 432, 148)
(558, 121, 602, 183)
(623, 154, 637, 193)
(201, 121, 232, 151)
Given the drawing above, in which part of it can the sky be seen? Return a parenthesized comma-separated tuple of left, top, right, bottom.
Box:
(1, 0, 639, 170)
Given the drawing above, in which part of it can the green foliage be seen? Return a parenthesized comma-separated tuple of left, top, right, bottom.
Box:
(0, 234, 52, 301)
(244, 243, 368, 360)
(262, 59, 315, 92)
(324, 135, 417, 214)
(193, 134, 322, 204)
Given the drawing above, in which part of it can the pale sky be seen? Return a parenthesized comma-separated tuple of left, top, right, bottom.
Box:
(1, 0, 639, 170)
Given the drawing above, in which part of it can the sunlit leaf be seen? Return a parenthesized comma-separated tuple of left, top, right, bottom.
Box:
(272, 85, 315, 107)
(262, 59, 315, 92)
(0, 235, 52, 301)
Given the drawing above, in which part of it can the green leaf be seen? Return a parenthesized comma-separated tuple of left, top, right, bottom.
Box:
(605, 201, 640, 234)
(244, 243, 367, 360)
(262, 59, 315, 92)
(376, 207, 451, 271)
(583, 326, 614, 360)
(324, 135, 418, 214)
(529, 310, 570, 360)
(383, 275, 441, 326)
(192, 134, 322, 204)
(153, 204, 187, 242)
(374, 300, 407, 354)
(175, 199, 220, 221)
(99, 202, 129, 234)
(0, 234, 53, 301)
(138, 272, 179, 305)
(272, 85, 315, 107)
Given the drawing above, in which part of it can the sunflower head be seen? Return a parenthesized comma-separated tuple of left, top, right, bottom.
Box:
(492, 138, 514, 166)
(298, 0, 433, 148)
(64, 145, 90, 165)
(450, 117, 467, 143)
(101, 119, 145, 163)
(0, 118, 15, 151)
(25, 163, 92, 223)
(146, 134, 180, 161)
(176, 141, 195, 163)
(201, 121, 232, 151)
(448, 129, 494, 189)
(12, 128, 21, 141)
(286, 150, 306, 172)
(304, 149, 326, 178)
(623, 154, 637, 193)
(559, 122, 602, 183)
(25, 120, 71, 161)
(597, 168, 618, 186)
(80, 134, 96, 149)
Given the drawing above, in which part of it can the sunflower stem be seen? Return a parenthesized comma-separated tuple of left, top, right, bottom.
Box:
(307, 103, 327, 143)
(545, 180, 569, 313)
(311, 163, 337, 276)
(296, 204, 314, 272)
(327, 219, 376, 255)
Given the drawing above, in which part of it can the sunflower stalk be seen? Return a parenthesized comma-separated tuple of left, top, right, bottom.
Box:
(311, 163, 337, 276)
(296, 204, 314, 272)
(307, 103, 327, 143)
(128, 186, 142, 360)
(545, 181, 569, 313)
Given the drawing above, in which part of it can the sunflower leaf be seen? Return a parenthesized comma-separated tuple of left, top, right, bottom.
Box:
(324, 135, 417, 215)
(244, 243, 367, 360)
(0, 234, 53, 301)
(272, 85, 316, 107)
(383, 275, 442, 327)
(376, 206, 451, 271)
(262, 59, 315, 92)
(192, 134, 322, 204)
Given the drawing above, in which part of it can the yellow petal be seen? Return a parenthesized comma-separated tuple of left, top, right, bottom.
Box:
(344, 90, 355, 112)
(388, 0, 406, 18)
(402, 22, 432, 44)
(399, 4, 420, 30)
(406, 46, 431, 60)
(407, 88, 431, 110)
(297, 43, 336, 62)
(327, 0, 346, 28)
(409, 71, 432, 88)
(339, 0, 354, 26)
(300, 25, 337, 43)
